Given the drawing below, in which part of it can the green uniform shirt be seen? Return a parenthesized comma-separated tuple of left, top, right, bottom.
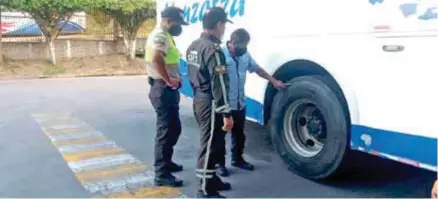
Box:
(145, 26, 180, 79)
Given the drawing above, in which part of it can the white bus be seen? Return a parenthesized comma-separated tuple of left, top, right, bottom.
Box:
(157, 0, 438, 180)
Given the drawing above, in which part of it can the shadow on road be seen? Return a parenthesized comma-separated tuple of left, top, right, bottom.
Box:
(244, 121, 437, 198)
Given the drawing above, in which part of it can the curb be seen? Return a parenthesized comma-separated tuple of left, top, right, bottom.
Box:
(0, 72, 147, 81)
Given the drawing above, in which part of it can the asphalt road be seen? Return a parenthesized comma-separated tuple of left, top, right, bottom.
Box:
(0, 76, 435, 198)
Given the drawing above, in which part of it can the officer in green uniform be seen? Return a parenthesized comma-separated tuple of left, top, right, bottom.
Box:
(144, 6, 188, 187)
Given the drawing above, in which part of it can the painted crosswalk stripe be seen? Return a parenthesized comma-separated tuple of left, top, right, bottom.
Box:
(76, 163, 148, 183)
(62, 148, 126, 162)
(58, 140, 118, 154)
(45, 127, 96, 135)
(32, 112, 186, 198)
(53, 136, 107, 147)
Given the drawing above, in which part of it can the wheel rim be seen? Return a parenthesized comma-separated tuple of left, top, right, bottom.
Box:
(283, 99, 327, 158)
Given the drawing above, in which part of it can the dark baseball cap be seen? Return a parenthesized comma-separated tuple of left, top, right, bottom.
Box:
(203, 7, 233, 29)
(161, 6, 188, 25)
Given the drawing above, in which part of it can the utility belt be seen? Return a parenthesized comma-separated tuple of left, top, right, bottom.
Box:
(148, 77, 181, 89)
(148, 77, 166, 86)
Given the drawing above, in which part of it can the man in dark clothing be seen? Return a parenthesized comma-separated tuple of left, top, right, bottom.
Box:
(216, 28, 286, 176)
(145, 6, 188, 187)
(186, 7, 234, 198)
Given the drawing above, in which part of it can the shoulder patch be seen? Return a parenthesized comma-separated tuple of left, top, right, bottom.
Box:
(213, 43, 221, 50)
(153, 35, 167, 47)
(215, 65, 227, 74)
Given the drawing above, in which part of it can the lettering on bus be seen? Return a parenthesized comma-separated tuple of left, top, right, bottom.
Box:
(165, 0, 245, 24)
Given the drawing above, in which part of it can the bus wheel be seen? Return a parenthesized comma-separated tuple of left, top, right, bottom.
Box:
(269, 75, 349, 180)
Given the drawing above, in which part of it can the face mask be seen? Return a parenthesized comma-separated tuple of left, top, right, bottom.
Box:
(168, 25, 182, 36)
(234, 47, 247, 57)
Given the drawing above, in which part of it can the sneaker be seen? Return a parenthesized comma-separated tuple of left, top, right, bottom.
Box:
(231, 160, 254, 171)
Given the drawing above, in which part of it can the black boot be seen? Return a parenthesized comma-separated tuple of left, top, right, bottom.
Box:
(212, 175, 231, 191)
(154, 174, 183, 187)
(216, 181, 231, 191)
(169, 162, 183, 173)
(231, 159, 254, 171)
(196, 191, 226, 198)
(216, 164, 229, 177)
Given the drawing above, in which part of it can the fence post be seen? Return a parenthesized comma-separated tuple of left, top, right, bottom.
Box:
(66, 40, 71, 59)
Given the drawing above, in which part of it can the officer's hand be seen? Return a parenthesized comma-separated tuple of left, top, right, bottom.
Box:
(223, 116, 233, 132)
(167, 77, 180, 90)
(432, 179, 437, 198)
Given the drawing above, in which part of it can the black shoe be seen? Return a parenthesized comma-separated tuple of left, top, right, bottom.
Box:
(216, 165, 229, 177)
(169, 162, 183, 173)
(212, 174, 231, 191)
(154, 174, 183, 187)
(196, 191, 226, 198)
(231, 160, 254, 171)
(217, 181, 231, 191)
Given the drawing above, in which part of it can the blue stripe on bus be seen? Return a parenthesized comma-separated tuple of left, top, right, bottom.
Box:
(180, 58, 437, 169)
(351, 125, 437, 168)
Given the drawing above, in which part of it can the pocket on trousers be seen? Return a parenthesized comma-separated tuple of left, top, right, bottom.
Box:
(149, 83, 166, 99)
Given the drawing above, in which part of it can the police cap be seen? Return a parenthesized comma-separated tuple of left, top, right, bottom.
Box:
(161, 6, 188, 25)
(202, 7, 233, 29)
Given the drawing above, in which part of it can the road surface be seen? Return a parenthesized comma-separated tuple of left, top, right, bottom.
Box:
(0, 76, 435, 198)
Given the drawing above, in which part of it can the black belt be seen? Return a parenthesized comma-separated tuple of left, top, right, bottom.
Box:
(148, 77, 165, 86)
(148, 77, 182, 89)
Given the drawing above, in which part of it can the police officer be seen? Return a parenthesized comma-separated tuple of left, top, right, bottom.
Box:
(216, 28, 286, 176)
(186, 7, 233, 198)
(144, 6, 188, 187)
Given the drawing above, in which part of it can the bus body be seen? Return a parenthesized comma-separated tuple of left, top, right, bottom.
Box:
(156, 0, 438, 179)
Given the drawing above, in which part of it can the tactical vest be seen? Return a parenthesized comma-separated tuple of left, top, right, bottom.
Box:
(145, 31, 179, 65)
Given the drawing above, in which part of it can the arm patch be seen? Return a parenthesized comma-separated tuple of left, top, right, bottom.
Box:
(153, 36, 167, 48)
(215, 65, 227, 74)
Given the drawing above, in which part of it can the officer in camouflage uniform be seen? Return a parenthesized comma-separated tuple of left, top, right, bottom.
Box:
(186, 7, 234, 198)
(144, 6, 187, 187)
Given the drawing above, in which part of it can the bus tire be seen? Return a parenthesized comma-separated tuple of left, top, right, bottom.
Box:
(269, 75, 349, 180)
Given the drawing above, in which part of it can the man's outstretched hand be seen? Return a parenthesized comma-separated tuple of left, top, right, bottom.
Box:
(273, 79, 286, 89)
(432, 179, 437, 198)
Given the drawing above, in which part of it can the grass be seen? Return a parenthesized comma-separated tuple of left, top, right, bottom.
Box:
(43, 65, 67, 76)
(0, 54, 147, 79)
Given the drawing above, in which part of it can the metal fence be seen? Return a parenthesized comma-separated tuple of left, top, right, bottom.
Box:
(1, 11, 153, 43)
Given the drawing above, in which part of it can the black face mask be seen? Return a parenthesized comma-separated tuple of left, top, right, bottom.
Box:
(234, 47, 247, 57)
(168, 25, 182, 36)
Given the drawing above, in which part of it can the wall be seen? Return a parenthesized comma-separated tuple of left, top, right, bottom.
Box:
(2, 38, 147, 61)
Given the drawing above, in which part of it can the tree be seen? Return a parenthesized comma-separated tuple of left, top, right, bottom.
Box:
(0, 2, 8, 65)
(95, 0, 156, 60)
(0, 6, 3, 65)
(6, 0, 90, 65)
(85, 10, 113, 39)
